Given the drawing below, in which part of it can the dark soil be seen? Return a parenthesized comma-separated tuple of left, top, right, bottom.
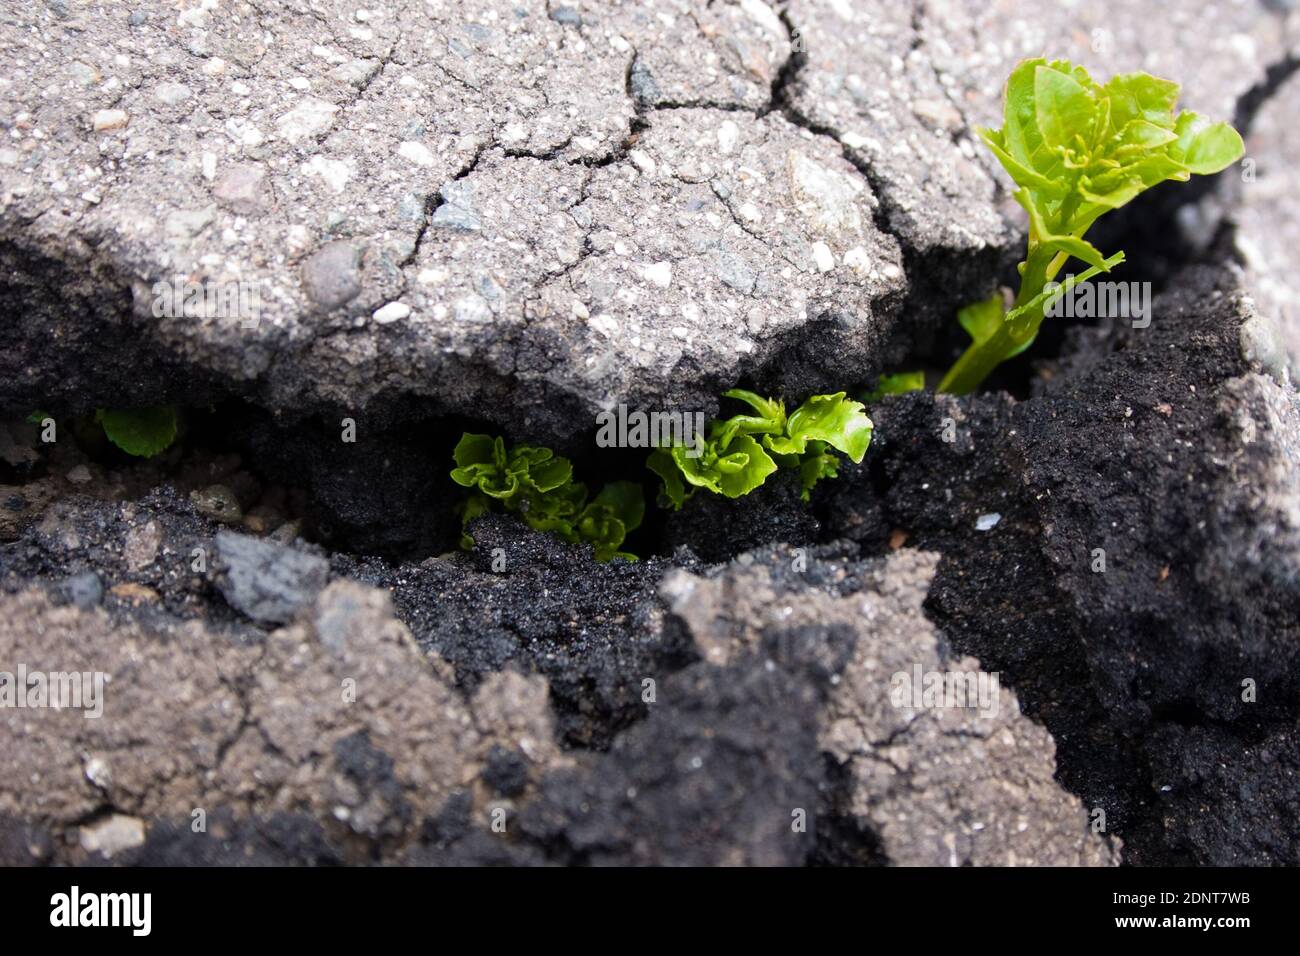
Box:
(336, 513, 699, 750)
(825, 265, 1300, 865)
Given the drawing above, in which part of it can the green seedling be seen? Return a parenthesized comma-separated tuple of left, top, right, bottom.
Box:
(863, 371, 926, 403)
(26, 406, 178, 457)
(451, 433, 643, 561)
(648, 390, 872, 508)
(939, 58, 1244, 394)
(96, 407, 179, 457)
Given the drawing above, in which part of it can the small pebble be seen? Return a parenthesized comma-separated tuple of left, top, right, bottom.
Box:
(63, 571, 103, 610)
(190, 484, 243, 524)
(91, 109, 128, 132)
(155, 81, 193, 105)
(812, 241, 834, 273)
(398, 141, 435, 167)
(643, 261, 672, 288)
(373, 301, 411, 324)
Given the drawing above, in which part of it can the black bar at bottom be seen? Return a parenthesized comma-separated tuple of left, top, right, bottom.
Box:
(0, 866, 1280, 941)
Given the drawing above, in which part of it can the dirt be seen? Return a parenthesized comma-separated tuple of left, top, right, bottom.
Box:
(835, 265, 1300, 865)
(3, 257, 1298, 865)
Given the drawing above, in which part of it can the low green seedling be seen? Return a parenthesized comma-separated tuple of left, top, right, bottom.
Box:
(862, 371, 925, 403)
(96, 407, 179, 457)
(648, 390, 872, 508)
(451, 433, 644, 561)
(27, 406, 178, 457)
(939, 58, 1244, 394)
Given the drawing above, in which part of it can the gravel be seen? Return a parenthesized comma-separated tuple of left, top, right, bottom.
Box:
(215, 530, 330, 624)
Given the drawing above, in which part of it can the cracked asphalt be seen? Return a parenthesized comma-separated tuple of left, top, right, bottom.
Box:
(4, 1, 1295, 440)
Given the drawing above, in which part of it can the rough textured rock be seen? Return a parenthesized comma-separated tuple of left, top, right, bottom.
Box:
(0, 481, 279, 625)
(0, 0, 895, 443)
(511, 618, 846, 866)
(0, 491, 1117, 865)
(2, 486, 229, 619)
(616, 0, 791, 112)
(782, 0, 1010, 317)
(0, 579, 566, 864)
(215, 529, 329, 623)
(6, 0, 1286, 441)
(1233, 66, 1300, 374)
(400, 542, 1112, 865)
(522, 107, 904, 421)
(920, 0, 1297, 133)
(659, 545, 1118, 866)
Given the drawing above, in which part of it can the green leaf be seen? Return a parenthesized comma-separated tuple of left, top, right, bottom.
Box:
(798, 446, 840, 502)
(1169, 112, 1244, 175)
(517, 451, 573, 493)
(589, 480, 645, 535)
(980, 128, 1066, 195)
(518, 481, 587, 523)
(1002, 58, 1065, 183)
(720, 389, 785, 425)
(473, 469, 521, 500)
(1076, 175, 1147, 211)
(1043, 234, 1109, 269)
(1013, 188, 1109, 268)
(566, 481, 646, 562)
(451, 434, 574, 501)
(96, 407, 178, 458)
(674, 434, 776, 498)
(648, 447, 689, 510)
(452, 432, 632, 560)
(958, 292, 1004, 345)
(1102, 72, 1179, 131)
(589, 532, 629, 563)
(1115, 119, 1178, 151)
(940, 58, 1243, 395)
(715, 434, 778, 496)
(452, 434, 514, 494)
(863, 371, 925, 402)
(645, 390, 873, 507)
(670, 445, 722, 495)
(775, 393, 873, 464)
(1116, 150, 1193, 193)
(1035, 62, 1096, 152)
(453, 433, 498, 470)
(711, 389, 786, 449)
(523, 512, 580, 543)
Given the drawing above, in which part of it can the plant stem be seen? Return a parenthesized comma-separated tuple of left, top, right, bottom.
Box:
(938, 251, 1124, 395)
(937, 323, 1031, 395)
